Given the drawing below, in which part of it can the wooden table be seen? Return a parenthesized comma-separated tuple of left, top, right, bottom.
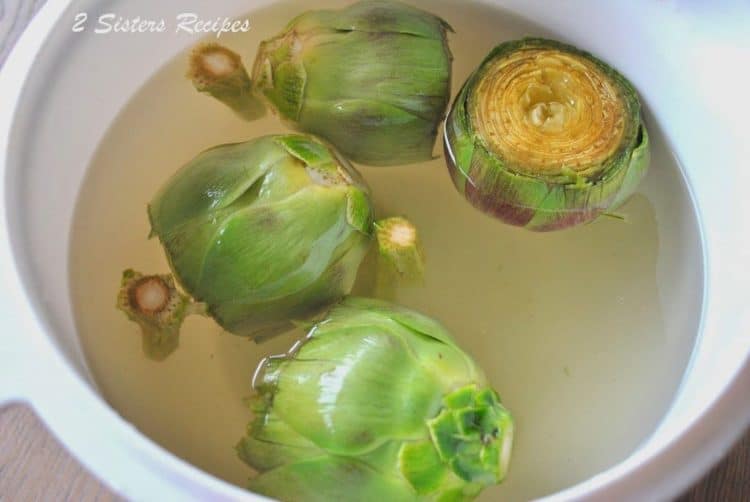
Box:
(1, 1, 748, 500)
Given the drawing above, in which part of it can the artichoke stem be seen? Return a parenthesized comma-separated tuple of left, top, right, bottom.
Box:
(116, 269, 205, 361)
(374, 217, 425, 296)
(188, 43, 266, 121)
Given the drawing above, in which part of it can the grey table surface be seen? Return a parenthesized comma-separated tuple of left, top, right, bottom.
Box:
(0, 0, 748, 500)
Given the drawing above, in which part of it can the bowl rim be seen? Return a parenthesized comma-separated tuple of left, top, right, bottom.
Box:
(1, 0, 749, 501)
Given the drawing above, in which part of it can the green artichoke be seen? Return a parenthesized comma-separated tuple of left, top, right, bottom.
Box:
(238, 297, 514, 501)
(234, 0, 452, 166)
(444, 38, 650, 231)
(147, 134, 373, 338)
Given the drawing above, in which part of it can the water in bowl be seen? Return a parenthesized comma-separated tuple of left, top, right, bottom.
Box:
(69, 1, 703, 500)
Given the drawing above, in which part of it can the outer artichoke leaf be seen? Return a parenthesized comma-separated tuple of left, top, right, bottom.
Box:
(302, 98, 436, 165)
(436, 484, 482, 502)
(159, 153, 321, 295)
(262, 60, 306, 121)
(237, 436, 318, 473)
(251, 154, 316, 204)
(268, 326, 442, 456)
(523, 185, 603, 231)
(464, 144, 543, 224)
(346, 189, 374, 235)
(148, 138, 287, 235)
(443, 84, 476, 194)
(403, 332, 484, 395)
(214, 240, 368, 335)
(334, 0, 452, 39)
(249, 408, 322, 450)
(344, 296, 456, 347)
(274, 133, 331, 167)
(356, 440, 403, 478)
(294, 0, 451, 40)
(157, 209, 233, 295)
(336, 298, 483, 386)
(315, 298, 477, 386)
(399, 440, 448, 495)
(316, 297, 447, 346)
(302, 32, 450, 121)
(463, 143, 619, 230)
(252, 357, 284, 394)
(197, 185, 353, 305)
(612, 122, 650, 209)
(238, 410, 323, 471)
(248, 456, 415, 502)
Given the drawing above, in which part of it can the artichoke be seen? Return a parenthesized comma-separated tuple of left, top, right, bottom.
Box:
(147, 134, 373, 338)
(444, 38, 650, 231)
(190, 1, 453, 166)
(238, 297, 514, 501)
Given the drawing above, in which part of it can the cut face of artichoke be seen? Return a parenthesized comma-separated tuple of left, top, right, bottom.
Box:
(445, 38, 650, 231)
(250, 0, 453, 166)
(147, 135, 373, 338)
(238, 297, 513, 501)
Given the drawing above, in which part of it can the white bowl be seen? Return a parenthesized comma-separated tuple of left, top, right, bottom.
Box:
(1, 0, 749, 500)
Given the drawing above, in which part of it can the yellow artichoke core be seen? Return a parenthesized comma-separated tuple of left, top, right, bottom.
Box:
(470, 48, 627, 176)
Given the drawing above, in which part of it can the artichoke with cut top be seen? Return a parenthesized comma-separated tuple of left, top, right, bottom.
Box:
(146, 134, 373, 338)
(238, 297, 514, 501)
(444, 38, 650, 231)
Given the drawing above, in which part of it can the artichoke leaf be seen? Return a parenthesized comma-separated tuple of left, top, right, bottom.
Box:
(262, 326, 443, 455)
(294, 0, 453, 39)
(248, 456, 415, 502)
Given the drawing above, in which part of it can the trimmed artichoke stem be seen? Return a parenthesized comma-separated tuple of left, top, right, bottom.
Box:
(188, 43, 265, 121)
(116, 269, 206, 361)
(375, 217, 425, 284)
